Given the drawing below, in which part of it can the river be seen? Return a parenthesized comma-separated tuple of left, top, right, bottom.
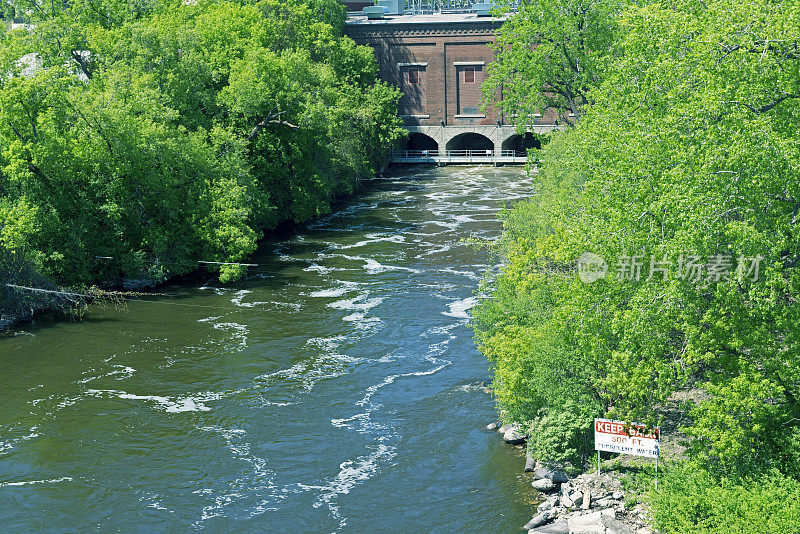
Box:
(0, 165, 539, 532)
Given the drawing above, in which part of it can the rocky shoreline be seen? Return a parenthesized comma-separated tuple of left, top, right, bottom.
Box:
(489, 422, 656, 534)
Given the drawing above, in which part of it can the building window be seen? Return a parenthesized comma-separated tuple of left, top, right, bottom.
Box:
(464, 67, 475, 83)
(408, 68, 420, 84)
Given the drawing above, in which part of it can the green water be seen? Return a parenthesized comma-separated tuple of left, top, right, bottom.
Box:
(0, 166, 540, 532)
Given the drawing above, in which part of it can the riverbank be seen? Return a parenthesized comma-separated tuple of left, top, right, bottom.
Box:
(0, 166, 396, 336)
(489, 421, 658, 533)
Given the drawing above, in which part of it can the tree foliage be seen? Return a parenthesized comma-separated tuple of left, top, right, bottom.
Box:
(474, 0, 800, 493)
(0, 0, 405, 300)
(484, 0, 620, 123)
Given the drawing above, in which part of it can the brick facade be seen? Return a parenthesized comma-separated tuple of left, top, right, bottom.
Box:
(345, 17, 505, 127)
(345, 14, 561, 153)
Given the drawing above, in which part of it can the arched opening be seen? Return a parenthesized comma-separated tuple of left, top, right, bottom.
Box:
(445, 132, 494, 153)
(405, 132, 439, 153)
(501, 132, 542, 156)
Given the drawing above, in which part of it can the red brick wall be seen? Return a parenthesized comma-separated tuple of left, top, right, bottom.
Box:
(345, 21, 504, 126)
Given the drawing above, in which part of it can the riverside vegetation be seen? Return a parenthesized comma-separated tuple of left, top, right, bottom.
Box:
(477, 0, 800, 531)
(0, 0, 405, 328)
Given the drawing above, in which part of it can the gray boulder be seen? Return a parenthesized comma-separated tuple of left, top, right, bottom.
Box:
(498, 423, 514, 434)
(486, 422, 498, 431)
(537, 497, 557, 513)
(525, 451, 537, 472)
(532, 478, 557, 492)
(503, 424, 527, 445)
(524, 509, 556, 529)
(528, 520, 569, 533)
(604, 518, 635, 534)
(581, 489, 591, 510)
(534, 464, 569, 483)
(567, 509, 627, 534)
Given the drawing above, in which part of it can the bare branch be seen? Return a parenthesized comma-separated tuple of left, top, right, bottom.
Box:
(247, 111, 300, 142)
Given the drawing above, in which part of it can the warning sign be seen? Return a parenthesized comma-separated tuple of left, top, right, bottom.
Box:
(594, 418, 659, 459)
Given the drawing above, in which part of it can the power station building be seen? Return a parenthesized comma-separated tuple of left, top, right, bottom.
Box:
(344, 7, 558, 157)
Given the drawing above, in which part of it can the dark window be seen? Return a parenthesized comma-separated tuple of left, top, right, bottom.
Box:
(408, 68, 419, 84)
(464, 67, 475, 83)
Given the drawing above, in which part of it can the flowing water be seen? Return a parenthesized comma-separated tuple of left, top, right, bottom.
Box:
(0, 166, 540, 532)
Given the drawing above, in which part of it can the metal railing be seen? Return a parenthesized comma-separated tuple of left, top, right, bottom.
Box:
(390, 149, 527, 159)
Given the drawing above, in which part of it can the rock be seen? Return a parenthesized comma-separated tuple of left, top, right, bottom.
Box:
(591, 489, 606, 500)
(524, 509, 556, 529)
(560, 495, 574, 508)
(603, 517, 636, 534)
(532, 478, 557, 492)
(570, 491, 583, 506)
(595, 498, 615, 508)
(636, 529, 653, 534)
(498, 423, 514, 433)
(537, 498, 556, 513)
(503, 424, 527, 445)
(567, 509, 618, 534)
(525, 451, 536, 472)
(612, 491, 624, 500)
(486, 422, 498, 431)
(582, 489, 591, 510)
(528, 520, 569, 533)
(534, 463, 569, 483)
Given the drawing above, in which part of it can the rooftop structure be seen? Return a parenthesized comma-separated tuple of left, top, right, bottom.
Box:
(346, 12, 506, 25)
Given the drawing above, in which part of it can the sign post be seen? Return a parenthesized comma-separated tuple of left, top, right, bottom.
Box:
(594, 418, 660, 485)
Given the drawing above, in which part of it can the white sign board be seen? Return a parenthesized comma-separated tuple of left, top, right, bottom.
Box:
(594, 418, 659, 459)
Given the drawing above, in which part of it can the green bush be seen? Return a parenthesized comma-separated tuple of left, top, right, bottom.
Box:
(651, 464, 800, 534)
(526, 400, 599, 469)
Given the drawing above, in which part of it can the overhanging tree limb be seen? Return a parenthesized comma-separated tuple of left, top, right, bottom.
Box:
(247, 110, 300, 142)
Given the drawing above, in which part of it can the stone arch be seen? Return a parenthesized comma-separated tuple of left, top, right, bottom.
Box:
(406, 132, 439, 152)
(445, 132, 494, 152)
(501, 132, 541, 156)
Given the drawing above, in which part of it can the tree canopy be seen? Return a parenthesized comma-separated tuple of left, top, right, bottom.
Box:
(474, 0, 800, 527)
(0, 0, 405, 298)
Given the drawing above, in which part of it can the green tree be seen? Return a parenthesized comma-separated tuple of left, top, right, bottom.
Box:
(0, 0, 404, 293)
(484, 0, 619, 124)
(475, 0, 800, 483)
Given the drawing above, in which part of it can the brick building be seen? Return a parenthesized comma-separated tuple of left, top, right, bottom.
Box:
(344, 11, 558, 154)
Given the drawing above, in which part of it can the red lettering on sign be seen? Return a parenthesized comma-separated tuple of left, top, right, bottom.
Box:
(595, 420, 659, 440)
